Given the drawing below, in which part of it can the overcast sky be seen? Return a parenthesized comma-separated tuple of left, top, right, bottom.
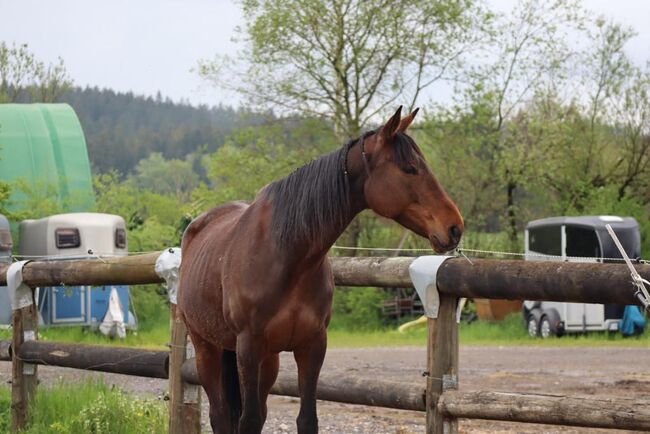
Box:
(1, 0, 648, 108)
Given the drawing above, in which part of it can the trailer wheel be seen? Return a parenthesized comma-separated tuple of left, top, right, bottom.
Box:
(527, 315, 540, 337)
(540, 316, 553, 338)
(540, 309, 564, 338)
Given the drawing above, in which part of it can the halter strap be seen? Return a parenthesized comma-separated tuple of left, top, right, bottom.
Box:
(344, 131, 373, 177)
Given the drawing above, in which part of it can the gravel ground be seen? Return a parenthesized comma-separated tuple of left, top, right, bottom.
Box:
(2, 345, 650, 433)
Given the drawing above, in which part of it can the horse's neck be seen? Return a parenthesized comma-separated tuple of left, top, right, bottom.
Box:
(300, 150, 368, 260)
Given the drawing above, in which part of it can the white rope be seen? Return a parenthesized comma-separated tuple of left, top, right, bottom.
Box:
(606, 224, 650, 310)
(331, 244, 648, 264)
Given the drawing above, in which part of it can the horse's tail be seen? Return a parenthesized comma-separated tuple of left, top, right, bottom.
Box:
(221, 349, 241, 424)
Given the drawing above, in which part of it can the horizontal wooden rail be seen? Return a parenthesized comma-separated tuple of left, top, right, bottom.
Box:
(12, 340, 168, 379)
(439, 390, 650, 431)
(5, 341, 650, 431)
(180, 358, 426, 412)
(2, 254, 648, 305)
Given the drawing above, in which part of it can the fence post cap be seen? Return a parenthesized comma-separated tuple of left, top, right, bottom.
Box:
(155, 248, 182, 304)
(7, 260, 33, 310)
(409, 256, 453, 319)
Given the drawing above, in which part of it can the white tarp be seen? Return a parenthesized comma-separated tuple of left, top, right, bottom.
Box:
(155, 248, 182, 304)
(7, 260, 33, 310)
(99, 287, 126, 339)
(408, 255, 453, 318)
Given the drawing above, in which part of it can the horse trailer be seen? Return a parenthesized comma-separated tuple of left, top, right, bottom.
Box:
(18, 213, 134, 329)
(0, 214, 13, 326)
(523, 215, 642, 338)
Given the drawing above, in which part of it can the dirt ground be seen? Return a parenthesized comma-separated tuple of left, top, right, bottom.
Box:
(2, 345, 650, 433)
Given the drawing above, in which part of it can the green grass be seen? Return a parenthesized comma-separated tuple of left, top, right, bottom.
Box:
(2, 313, 648, 349)
(0, 318, 170, 350)
(0, 381, 167, 434)
(328, 314, 650, 348)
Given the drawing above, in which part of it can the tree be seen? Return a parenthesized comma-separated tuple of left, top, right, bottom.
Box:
(0, 41, 72, 103)
(199, 0, 490, 140)
(133, 152, 200, 201)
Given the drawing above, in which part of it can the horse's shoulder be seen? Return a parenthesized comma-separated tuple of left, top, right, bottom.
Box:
(182, 201, 249, 247)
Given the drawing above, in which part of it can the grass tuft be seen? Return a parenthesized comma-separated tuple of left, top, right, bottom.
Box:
(0, 381, 167, 434)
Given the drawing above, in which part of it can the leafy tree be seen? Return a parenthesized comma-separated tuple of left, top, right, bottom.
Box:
(200, 0, 490, 139)
(133, 152, 199, 201)
(0, 41, 72, 103)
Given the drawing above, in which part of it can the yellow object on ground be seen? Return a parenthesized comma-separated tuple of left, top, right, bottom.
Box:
(398, 315, 427, 333)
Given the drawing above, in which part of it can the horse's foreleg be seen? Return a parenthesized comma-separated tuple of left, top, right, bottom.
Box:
(259, 353, 280, 421)
(192, 335, 237, 434)
(293, 329, 327, 434)
(236, 332, 266, 434)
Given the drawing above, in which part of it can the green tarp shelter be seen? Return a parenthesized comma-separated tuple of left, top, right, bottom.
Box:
(0, 104, 95, 213)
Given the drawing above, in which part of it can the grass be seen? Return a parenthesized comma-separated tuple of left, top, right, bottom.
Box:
(2, 313, 648, 349)
(0, 381, 167, 434)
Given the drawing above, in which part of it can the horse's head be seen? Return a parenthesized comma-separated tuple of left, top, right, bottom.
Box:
(362, 107, 464, 253)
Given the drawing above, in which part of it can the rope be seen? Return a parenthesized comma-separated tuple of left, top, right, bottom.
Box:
(331, 244, 648, 264)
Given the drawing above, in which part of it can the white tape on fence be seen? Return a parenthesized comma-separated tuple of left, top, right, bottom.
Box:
(408, 256, 453, 319)
(155, 248, 182, 304)
(7, 260, 33, 310)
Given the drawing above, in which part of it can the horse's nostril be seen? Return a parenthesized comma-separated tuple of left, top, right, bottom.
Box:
(449, 225, 461, 242)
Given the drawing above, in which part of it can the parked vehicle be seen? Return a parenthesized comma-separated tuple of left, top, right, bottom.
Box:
(18, 213, 135, 329)
(523, 215, 641, 338)
(0, 214, 13, 326)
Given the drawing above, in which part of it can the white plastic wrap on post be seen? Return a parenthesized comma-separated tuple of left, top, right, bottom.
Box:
(155, 248, 182, 305)
(7, 261, 33, 310)
(408, 256, 453, 319)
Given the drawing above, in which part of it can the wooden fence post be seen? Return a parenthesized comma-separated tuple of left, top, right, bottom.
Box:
(168, 303, 201, 434)
(11, 298, 38, 432)
(426, 293, 459, 434)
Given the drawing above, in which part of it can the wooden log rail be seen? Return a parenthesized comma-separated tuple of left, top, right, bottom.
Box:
(3, 340, 650, 431)
(1, 254, 649, 304)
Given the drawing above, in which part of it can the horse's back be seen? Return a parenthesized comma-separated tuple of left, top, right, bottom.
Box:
(182, 200, 249, 250)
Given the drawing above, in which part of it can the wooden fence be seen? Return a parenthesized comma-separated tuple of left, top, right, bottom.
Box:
(1, 253, 650, 433)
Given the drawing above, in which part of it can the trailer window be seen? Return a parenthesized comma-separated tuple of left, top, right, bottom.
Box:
(115, 228, 127, 248)
(0, 229, 12, 251)
(55, 228, 80, 249)
(528, 226, 561, 255)
(566, 226, 600, 258)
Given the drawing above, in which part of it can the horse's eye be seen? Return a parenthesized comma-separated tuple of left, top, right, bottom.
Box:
(401, 165, 418, 175)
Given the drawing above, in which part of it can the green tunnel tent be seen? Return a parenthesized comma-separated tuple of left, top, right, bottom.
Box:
(0, 103, 95, 213)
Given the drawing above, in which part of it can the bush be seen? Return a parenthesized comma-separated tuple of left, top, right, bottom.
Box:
(331, 287, 388, 330)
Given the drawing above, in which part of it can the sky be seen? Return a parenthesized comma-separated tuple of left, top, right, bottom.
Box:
(0, 0, 649, 108)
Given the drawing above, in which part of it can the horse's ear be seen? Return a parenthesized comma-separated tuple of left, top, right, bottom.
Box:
(380, 106, 402, 142)
(397, 108, 419, 133)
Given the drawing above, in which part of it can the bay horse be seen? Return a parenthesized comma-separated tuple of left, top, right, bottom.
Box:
(178, 107, 464, 434)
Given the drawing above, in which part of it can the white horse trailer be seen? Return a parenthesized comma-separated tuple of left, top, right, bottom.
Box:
(19, 213, 134, 329)
(523, 216, 641, 338)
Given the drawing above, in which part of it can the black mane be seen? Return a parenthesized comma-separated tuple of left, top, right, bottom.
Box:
(264, 131, 421, 248)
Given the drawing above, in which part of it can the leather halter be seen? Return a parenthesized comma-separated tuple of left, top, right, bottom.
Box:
(344, 132, 373, 178)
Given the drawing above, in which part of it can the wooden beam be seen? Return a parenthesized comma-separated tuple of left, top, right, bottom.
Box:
(11, 302, 38, 432)
(17, 340, 168, 379)
(168, 304, 201, 434)
(426, 294, 458, 434)
(438, 390, 650, 431)
(1, 255, 648, 305)
(181, 359, 426, 412)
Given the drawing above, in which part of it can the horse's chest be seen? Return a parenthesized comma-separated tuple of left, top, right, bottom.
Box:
(264, 295, 331, 352)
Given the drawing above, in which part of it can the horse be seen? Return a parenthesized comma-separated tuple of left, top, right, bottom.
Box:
(177, 106, 464, 434)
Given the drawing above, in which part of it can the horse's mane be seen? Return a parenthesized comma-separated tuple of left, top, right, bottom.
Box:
(264, 130, 421, 249)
